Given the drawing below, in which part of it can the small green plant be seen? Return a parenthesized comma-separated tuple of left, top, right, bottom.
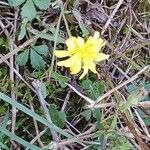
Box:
(16, 44, 49, 70)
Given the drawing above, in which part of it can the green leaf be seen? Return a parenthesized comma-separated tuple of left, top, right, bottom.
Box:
(81, 79, 104, 99)
(0, 92, 72, 138)
(21, 0, 37, 21)
(8, 0, 25, 7)
(82, 110, 92, 121)
(49, 105, 66, 128)
(32, 45, 49, 56)
(16, 45, 49, 70)
(18, 19, 28, 40)
(51, 71, 70, 88)
(33, 0, 50, 10)
(81, 79, 93, 90)
(16, 50, 29, 66)
(93, 109, 101, 128)
(30, 49, 45, 70)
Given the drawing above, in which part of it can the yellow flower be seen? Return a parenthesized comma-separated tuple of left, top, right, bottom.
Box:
(54, 32, 109, 79)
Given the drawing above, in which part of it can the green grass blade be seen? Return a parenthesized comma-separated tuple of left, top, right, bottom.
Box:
(0, 110, 9, 141)
(0, 142, 9, 150)
(0, 127, 42, 150)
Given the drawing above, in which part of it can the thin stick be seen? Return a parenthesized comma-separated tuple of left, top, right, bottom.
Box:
(66, 83, 95, 105)
(11, 9, 18, 134)
(25, 128, 47, 150)
(101, 0, 124, 35)
(49, 3, 63, 78)
(61, 89, 71, 112)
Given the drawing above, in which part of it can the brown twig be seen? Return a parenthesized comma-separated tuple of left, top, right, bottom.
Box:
(122, 114, 149, 150)
(11, 8, 19, 135)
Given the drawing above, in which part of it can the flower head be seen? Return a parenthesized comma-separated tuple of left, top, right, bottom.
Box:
(54, 32, 109, 79)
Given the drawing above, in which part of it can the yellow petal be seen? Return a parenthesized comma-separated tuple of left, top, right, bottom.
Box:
(54, 50, 69, 58)
(97, 40, 106, 52)
(66, 37, 77, 50)
(76, 37, 84, 47)
(70, 59, 82, 74)
(88, 62, 97, 73)
(95, 53, 109, 62)
(83, 58, 97, 73)
(79, 67, 88, 80)
(85, 33, 106, 53)
(57, 55, 76, 67)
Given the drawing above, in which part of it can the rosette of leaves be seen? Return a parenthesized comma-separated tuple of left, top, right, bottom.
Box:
(16, 44, 49, 70)
(8, 0, 51, 21)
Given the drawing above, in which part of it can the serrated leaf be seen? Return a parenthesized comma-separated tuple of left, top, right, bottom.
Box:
(8, 0, 25, 7)
(93, 81, 105, 98)
(33, 0, 50, 10)
(49, 105, 66, 128)
(81, 79, 93, 90)
(30, 49, 45, 70)
(81, 80, 104, 99)
(82, 110, 92, 121)
(18, 19, 28, 40)
(32, 45, 49, 56)
(21, 0, 37, 21)
(16, 50, 29, 66)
